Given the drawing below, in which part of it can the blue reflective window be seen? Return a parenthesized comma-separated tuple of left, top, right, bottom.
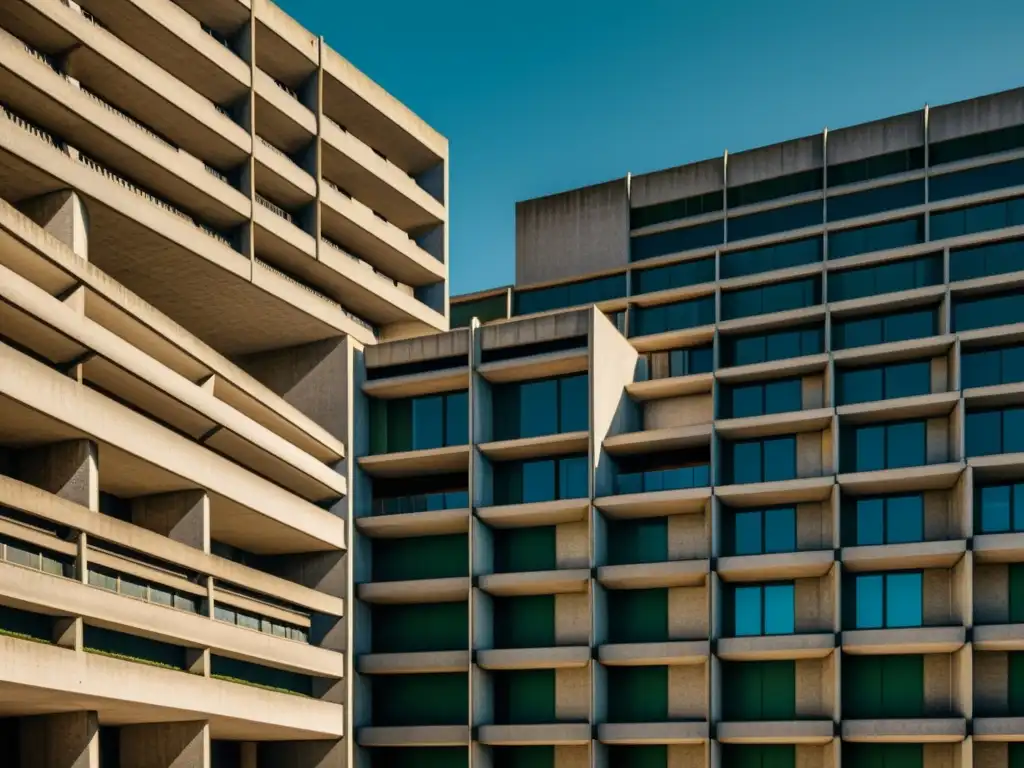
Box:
(930, 159, 1024, 201)
(851, 495, 924, 546)
(930, 197, 1024, 241)
(976, 483, 1024, 533)
(734, 586, 763, 637)
(631, 295, 715, 336)
(828, 147, 925, 187)
(559, 375, 589, 433)
(521, 460, 556, 504)
(721, 326, 823, 368)
(953, 291, 1024, 333)
(728, 201, 823, 242)
(559, 456, 589, 499)
(616, 463, 710, 495)
(829, 217, 924, 259)
(630, 221, 723, 261)
(842, 420, 927, 472)
(966, 407, 1024, 456)
(950, 238, 1024, 283)
(730, 507, 796, 555)
(827, 180, 925, 221)
(828, 254, 943, 302)
(832, 308, 937, 350)
(728, 169, 823, 208)
(496, 455, 588, 505)
(631, 190, 724, 229)
(445, 391, 468, 446)
(720, 237, 823, 279)
(514, 274, 626, 315)
(412, 395, 444, 450)
(930, 125, 1024, 166)
(852, 572, 923, 629)
(837, 361, 931, 405)
(731, 583, 795, 636)
(723, 378, 803, 418)
(765, 585, 796, 635)
(495, 374, 588, 440)
(721, 278, 820, 321)
(518, 380, 558, 439)
(632, 257, 715, 295)
(724, 437, 797, 485)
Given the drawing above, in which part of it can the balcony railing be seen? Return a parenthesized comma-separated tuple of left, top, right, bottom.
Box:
(372, 490, 469, 516)
(272, 77, 300, 101)
(80, 86, 176, 150)
(255, 192, 294, 223)
(321, 236, 410, 293)
(616, 464, 711, 495)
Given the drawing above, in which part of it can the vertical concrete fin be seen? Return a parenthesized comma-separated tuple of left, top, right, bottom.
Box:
(131, 490, 211, 552)
(17, 190, 90, 260)
(19, 711, 99, 768)
(17, 439, 99, 511)
(120, 721, 210, 768)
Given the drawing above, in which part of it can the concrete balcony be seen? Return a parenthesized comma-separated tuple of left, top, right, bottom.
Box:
(973, 717, 1024, 741)
(832, 334, 956, 367)
(714, 408, 833, 441)
(603, 424, 712, 457)
(841, 540, 966, 572)
(841, 626, 967, 655)
(715, 721, 834, 745)
(75, 0, 250, 106)
(253, 0, 317, 87)
(479, 569, 590, 598)
(630, 323, 715, 355)
(626, 372, 714, 402)
(974, 624, 1024, 652)
(477, 498, 589, 529)
(357, 651, 469, 675)
(598, 641, 709, 667)
(837, 391, 960, 424)
(254, 136, 316, 211)
(716, 353, 830, 385)
(362, 366, 470, 400)
(597, 560, 709, 590)
(479, 432, 589, 463)
(355, 508, 471, 539)
(357, 726, 470, 748)
(477, 348, 590, 385)
(0, 0, 249, 169)
(597, 722, 708, 745)
(716, 634, 835, 662)
(357, 576, 470, 605)
(253, 68, 315, 154)
(476, 646, 590, 671)
(169, 0, 249, 39)
(716, 550, 834, 582)
(715, 476, 835, 508)
(477, 724, 591, 747)
(841, 718, 966, 742)
(321, 117, 444, 234)
(357, 445, 470, 479)
(837, 463, 964, 495)
(594, 487, 711, 519)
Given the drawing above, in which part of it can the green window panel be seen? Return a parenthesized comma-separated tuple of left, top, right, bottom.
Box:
(608, 745, 667, 768)
(843, 743, 923, 768)
(842, 654, 924, 718)
(210, 655, 313, 696)
(371, 673, 468, 727)
(369, 747, 470, 768)
(721, 661, 795, 721)
(492, 746, 555, 768)
(493, 669, 556, 724)
(371, 602, 469, 654)
(84, 625, 185, 671)
(494, 526, 557, 573)
(1011, 653, 1024, 715)
(371, 534, 468, 582)
(1011, 564, 1024, 623)
(368, 391, 468, 454)
(1012, 744, 1024, 768)
(721, 745, 796, 768)
(607, 665, 669, 723)
(494, 595, 556, 649)
(0, 604, 52, 642)
(606, 518, 668, 565)
(607, 588, 668, 643)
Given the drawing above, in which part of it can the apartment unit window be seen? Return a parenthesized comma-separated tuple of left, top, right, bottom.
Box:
(721, 660, 795, 720)
(828, 216, 925, 259)
(369, 390, 468, 454)
(728, 201, 822, 242)
(495, 526, 557, 573)
(630, 189, 724, 229)
(827, 180, 925, 221)
(616, 462, 710, 495)
(828, 147, 925, 187)
(720, 326, 823, 368)
(721, 746, 796, 768)
(719, 237, 823, 280)
(963, 343, 1024, 389)
(966, 407, 1024, 457)
(727, 169, 823, 209)
(630, 221, 723, 262)
(720, 277, 820, 321)
(976, 483, 1024, 533)
(371, 673, 468, 727)
(631, 295, 715, 336)
(931, 196, 1024, 240)
(728, 506, 796, 555)
(721, 377, 802, 419)
(371, 534, 468, 582)
(831, 307, 937, 350)
(213, 603, 308, 643)
(848, 571, 923, 629)
(514, 274, 626, 315)
(607, 666, 669, 723)
(931, 158, 1024, 201)
(372, 473, 469, 516)
(841, 419, 926, 472)
(953, 291, 1024, 333)
(639, 344, 714, 380)
(607, 589, 668, 643)
(88, 565, 200, 614)
(0, 604, 53, 644)
(828, 253, 942, 302)
(632, 256, 714, 295)
(721, 436, 797, 485)
(492, 374, 588, 440)
(950, 238, 1024, 282)
(607, 746, 669, 768)
(494, 595, 556, 648)
(930, 124, 1024, 166)
(451, 293, 507, 328)
(0, 534, 74, 579)
(842, 654, 924, 717)
(835, 360, 931, 405)
(844, 744, 923, 768)
(730, 583, 795, 636)
(371, 602, 468, 654)
(493, 455, 588, 505)
(494, 669, 556, 724)
(846, 494, 924, 546)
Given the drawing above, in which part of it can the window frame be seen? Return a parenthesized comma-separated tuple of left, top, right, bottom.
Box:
(849, 570, 924, 629)
(730, 582, 797, 637)
(729, 506, 797, 556)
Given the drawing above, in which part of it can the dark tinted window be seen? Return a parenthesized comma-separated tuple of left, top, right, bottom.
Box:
(930, 125, 1024, 166)
(631, 190, 724, 229)
(451, 293, 507, 328)
(721, 278, 820, 321)
(845, 494, 925, 546)
(630, 221, 723, 262)
(728, 201, 822, 242)
(728, 506, 797, 555)
(831, 308, 937, 350)
(961, 343, 1024, 389)
(721, 436, 797, 484)
(827, 180, 925, 221)
(930, 197, 1024, 241)
(722, 378, 803, 419)
(721, 326, 824, 367)
(965, 407, 1024, 457)
(930, 158, 1024, 201)
(494, 455, 589, 504)
(952, 291, 1024, 333)
(631, 295, 715, 336)
(835, 361, 931, 405)
(828, 147, 925, 187)
(828, 254, 942, 302)
(840, 420, 927, 472)
(975, 483, 1024, 534)
(829, 217, 925, 259)
(632, 257, 715, 295)
(639, 345, 714, 380)
(727, 169, 823, 208)
(514, 274, 626, 315)
(720, 237, 823, 279)
(949, 238, 1024, 282)
(492, 374, 588, 440)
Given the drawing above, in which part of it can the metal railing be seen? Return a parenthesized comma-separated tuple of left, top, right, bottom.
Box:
(0, 103, 69, 154)
(255, 193, 293, 223)
(80, 87, 176, 150)
(321, 236, 408, 291)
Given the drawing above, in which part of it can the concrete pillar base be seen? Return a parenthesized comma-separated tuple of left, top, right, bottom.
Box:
(17, 190, 89, 260)
(19, 711, 99, 768)
(131, 490, 210, 552)
(17, 439, 99, 511)
(120, 720, 210, 768)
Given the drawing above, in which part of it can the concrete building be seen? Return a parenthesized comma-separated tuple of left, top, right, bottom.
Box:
(0, 0, 446, 765)
(357, 86, 1024, 768)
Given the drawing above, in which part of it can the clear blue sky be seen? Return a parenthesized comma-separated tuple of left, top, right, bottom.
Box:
(282, 0, 1024, 296)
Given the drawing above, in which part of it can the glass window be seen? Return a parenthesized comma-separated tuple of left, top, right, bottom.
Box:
(828, 254, 942, 302)
(734, 511, 764, 556)
(764, 438, 796, 483)
(827, 180, 925, 221)
(495, 374, 589, 440)
(445, 391, 468, 446)
(734, 586, 763, 636)
(723, 378, 802, 418)
(931, 197, 1024, 241)
(521, 460, 556, 504)
(765, 585, 796, 634)
(412, 395, 444, 450)
(728, 168, 823, 208)
(842, 420, 927, 472)
(930, 159, 1024, 201)
(559, 456, 589, 499)
(886, 421, 926, 469)
(728, 201, 823, 242)
(721, 326, 823, 368)
(558, 375, 589, 433)
(451, 293, 507, 327)
(851, 495, 924, 545)
(828, 147, 925, 187)
(519, 380, 557, 439)
(724, 437, 797, 485)
(640, 344, 714, 380)
(966, 407, 1024, 457)
(829, 217, 924, 259)
(953, 291, 1024, 333)
(721, 278, 820, 320)
(731, 583, 795, 636)
(496, 455, 588, 505)
(632, 257, 715, 294)
(720, 237, 823, 279)
(839, 363, 931, 406)
(630, 221, 723, 262)
(832, 308, 936, 350)
(631, 189, 724, 229)
(976, 483, 1024, 533)
(514, 274, 627, 315)
(852, 572, 923, 629)
(730, 507, 796, 555)
(855, 498, 885, 546)
(631, 295, 715, 337)
(930, 125, 1024, 166)
(950, 238, 1024, 283)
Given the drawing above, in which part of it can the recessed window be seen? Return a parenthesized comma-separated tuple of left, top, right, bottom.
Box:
(827, 180, 925, 222)
(722, 436, 797, 485)
(630, 295, 715, 336)
(841, 420, 927, 473)
(632, 256, 714, 295)
(514, 274, 625, 316)
(640, 344, 714, 380)
(831, 308, 937, 351)
(828, 147, 925, 187)
(731, 583, 795, 636)
(953, 290, 1024, 333)
(850, 572, 923, 629)
(728, 169, 823, 209)
(720, 325, 823, 368)
(721, 277, 821, 321)
(965, 407, 1024, 457)
(494, 455, 588, 505)
(950, 238, 1024, 283)
(930, 125, 1024, 166)
(729, 506, 796, 555)
(962, 343, 1024, 389)
(930, 158, 1024, 201)
(828, 254, 942, 302)
(847, 494, 924, 546)
(829, 217, 924, 259)
(631, 189, 723, 229)
(976, 483, 1024, 534)
(492, 374, 587, 440)
(369, 391, 468, 454)
(835, 360, 931, 405)
(630, 221, 723, 261)
(728, 201, 823, 242)
(931, 196, 1024, 241)
(721, 378, 803, 419)
(720, 237, 823, 280)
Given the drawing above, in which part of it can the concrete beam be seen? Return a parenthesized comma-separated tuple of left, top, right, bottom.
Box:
(19, 711, 99, 768)
(131, 490, 211, 553)
(120, 721, 210, 768)
(16, 439, 99, 512)
(16, 190, 89, 261)
(258, 740, 344, 768)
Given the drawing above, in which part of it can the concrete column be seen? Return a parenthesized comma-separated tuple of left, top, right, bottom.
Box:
(239, 743, 258, 768)
(258, 740, 344, 768)
(52, 616, 83, 650)
(17, 439, 99, 511)
(120, 721, 210, 768)
(17, 190, 89, 260)
(19, 711, 99, 768)
(131, 490, 211, 552)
